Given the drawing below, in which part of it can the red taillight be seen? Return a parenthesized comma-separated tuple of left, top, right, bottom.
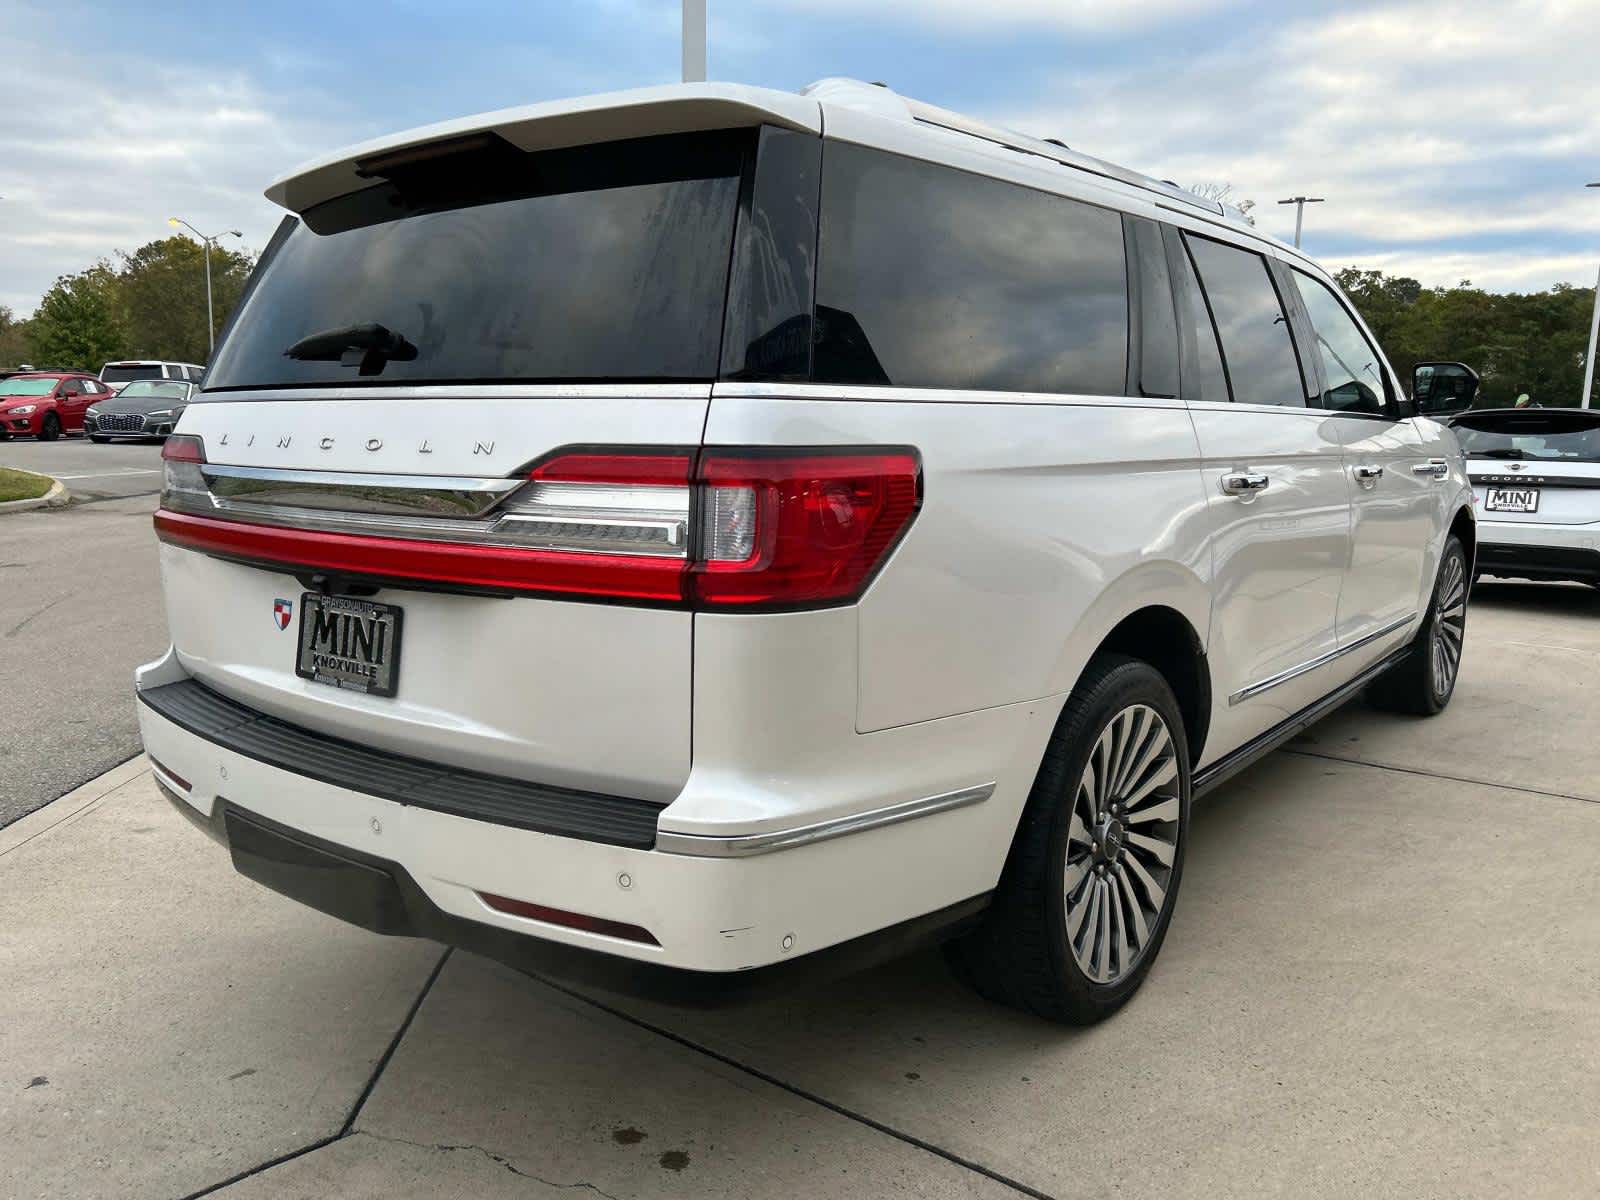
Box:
(153, 509, 688, 601)
(155, 444, 920, 610)
(479, 891, 660, 945)
(531, 451, 692, 488)
(161, 434, 205, 463)
(691, 450, 921, 608)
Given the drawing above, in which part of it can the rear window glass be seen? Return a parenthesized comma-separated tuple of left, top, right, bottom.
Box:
(1453, 412, 1600, 461)
(813, 142, 1128, 394)
(1184, 235, 1306, 407)
(101, 364, 164, 383)
(203, 131, 748, 391)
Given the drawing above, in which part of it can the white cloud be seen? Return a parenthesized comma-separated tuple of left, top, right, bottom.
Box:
(0, 11, 361, 318)
(987, 0, 1600, 288)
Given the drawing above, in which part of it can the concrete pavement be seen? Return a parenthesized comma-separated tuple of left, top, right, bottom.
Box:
(5, 584, 1600, 1198)
(0, 440, 167, 826)
(0, 437, 166, 502)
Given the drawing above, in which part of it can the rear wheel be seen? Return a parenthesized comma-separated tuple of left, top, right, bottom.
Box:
(1367, 535, 1467, 715)
(39, 413, 61, 442)
(946, 654, 1190, 1024)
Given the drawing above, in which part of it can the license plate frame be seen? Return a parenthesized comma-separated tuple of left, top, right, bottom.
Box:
(1485, 487, 1540, 514)
(294, 593, 403, 697)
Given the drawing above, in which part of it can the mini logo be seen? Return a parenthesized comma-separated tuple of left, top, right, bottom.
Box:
(1508, 462, 1526, 471)
(272, 598, 293, 630)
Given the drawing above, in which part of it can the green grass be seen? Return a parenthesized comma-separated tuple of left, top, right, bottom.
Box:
(0, 467, 54, 504)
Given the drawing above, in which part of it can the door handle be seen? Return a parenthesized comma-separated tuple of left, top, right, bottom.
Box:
(1353, 463, 1384, 483)
(1220, 471, 1270, 497)
(1412, 459, 1449, 478)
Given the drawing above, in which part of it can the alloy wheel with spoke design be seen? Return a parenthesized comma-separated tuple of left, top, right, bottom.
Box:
(1063, 703, 1181, 985)
(1432, 551, 1466, 699)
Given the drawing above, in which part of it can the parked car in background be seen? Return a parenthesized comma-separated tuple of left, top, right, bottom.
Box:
(85, 379, 198, 442)
(137, 78, 1477, 1025)
(99, 360, 206, 391)
(1449, 406, 1600, 587)
(0, 371, 112, 440)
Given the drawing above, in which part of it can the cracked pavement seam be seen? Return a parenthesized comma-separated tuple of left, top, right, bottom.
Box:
(355, 1131, 627, 1200)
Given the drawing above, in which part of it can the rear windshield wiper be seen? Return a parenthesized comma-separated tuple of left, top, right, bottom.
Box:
(284, 323, 418, 376)
(1473, 448, 1537, 459)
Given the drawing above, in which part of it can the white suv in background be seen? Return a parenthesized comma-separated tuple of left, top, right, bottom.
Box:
(100, 360, 206, 391)
(1449, 406, 1600, 588)
(136, 79, 1476, 1023)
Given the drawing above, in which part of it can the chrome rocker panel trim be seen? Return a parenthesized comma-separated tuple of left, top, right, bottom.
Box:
(1227, 612, 1417, 707)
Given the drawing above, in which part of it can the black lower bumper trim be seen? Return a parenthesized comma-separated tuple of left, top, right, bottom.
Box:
(139, 677, 665, 849)
(1477, 543, 1600, 584)
(160, 786, 991, 1006)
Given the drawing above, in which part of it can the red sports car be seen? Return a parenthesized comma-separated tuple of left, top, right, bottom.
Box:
(0, 371, 113, 440)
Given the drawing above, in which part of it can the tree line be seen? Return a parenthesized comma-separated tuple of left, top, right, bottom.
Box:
(2, 237, 1594, 408)
(0, 236, 254, 370)
(1335, 268, 1597, 409)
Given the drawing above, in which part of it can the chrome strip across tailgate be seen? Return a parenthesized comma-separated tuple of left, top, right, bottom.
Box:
(200, 464, 521, 518)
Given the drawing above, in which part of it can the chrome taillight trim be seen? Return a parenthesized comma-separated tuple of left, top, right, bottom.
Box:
(200, 464, 522, 518)
(170, 466, 693, 560)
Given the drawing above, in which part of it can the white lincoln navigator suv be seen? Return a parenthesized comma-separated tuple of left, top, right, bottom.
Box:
(137, 78, 1476, 1023)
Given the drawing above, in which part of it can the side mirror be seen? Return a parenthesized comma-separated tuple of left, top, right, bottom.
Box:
(1413, 361, 1480, 416)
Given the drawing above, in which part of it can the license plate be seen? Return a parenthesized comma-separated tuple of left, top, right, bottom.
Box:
(1485, 487, 1539, 513)
(295, 593, 403, 697)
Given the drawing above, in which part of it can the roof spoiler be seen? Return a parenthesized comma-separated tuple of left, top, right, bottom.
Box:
(265, 83, 821, 215)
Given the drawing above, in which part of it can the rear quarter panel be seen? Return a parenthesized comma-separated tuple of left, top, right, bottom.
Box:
(704, 386, 1214, 733)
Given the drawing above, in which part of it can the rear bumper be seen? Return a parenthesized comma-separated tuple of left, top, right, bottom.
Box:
(1476, 519, 1600, 583)
(155, 781, 987, 1004)
(136, 655, 1020, 979)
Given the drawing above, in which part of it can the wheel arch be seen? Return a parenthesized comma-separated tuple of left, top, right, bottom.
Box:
(1449, 504, 1476, 575)
(1040, 560, 1212, 765)
(1093, 606, 1211, 766)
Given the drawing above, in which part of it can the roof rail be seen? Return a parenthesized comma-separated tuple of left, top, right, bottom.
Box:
(803, 77, 1234, 222)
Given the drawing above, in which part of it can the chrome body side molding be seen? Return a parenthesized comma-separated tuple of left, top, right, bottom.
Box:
(1197, 646, 1412, 799)
(1227, 612, 1417, 707)
(655, 783, 995, 858)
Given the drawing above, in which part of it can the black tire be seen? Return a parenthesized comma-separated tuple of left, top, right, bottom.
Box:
(1367, 534, 1468, 716)
(946, 654, 1191, 1024)
(38, 413, 61, 442)
(89, 435, 110, 444)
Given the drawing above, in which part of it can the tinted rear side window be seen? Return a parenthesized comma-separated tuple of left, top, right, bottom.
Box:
(1163, 225, 1229, 404)
(1125, 215, 1178, 399)
(813, 142, 1127, 394)
(101, 364, 164, 383)
(203, 131, 747, 391)
(1184, 235, 1305, 408)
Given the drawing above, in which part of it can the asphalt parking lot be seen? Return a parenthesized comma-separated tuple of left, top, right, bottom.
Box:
(0, 438, 167, 825)
(4, 580, 1599, 1199)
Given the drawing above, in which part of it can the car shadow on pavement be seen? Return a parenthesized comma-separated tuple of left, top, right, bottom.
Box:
(1468, 578, 1600, 617)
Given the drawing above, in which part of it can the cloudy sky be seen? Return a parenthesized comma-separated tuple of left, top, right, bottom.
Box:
(3, 0, 1598, 316)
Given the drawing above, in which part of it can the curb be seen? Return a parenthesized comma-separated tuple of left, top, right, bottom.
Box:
(0, 477, 70, 513)
(0, 753, 150, 857)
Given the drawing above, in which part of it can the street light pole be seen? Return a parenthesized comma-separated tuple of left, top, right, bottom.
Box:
(1581, 183, 1600, 409)
(1276, 196, 1324, 249)
(682, 0, 706, 82)
(168, 217, 242, 358)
